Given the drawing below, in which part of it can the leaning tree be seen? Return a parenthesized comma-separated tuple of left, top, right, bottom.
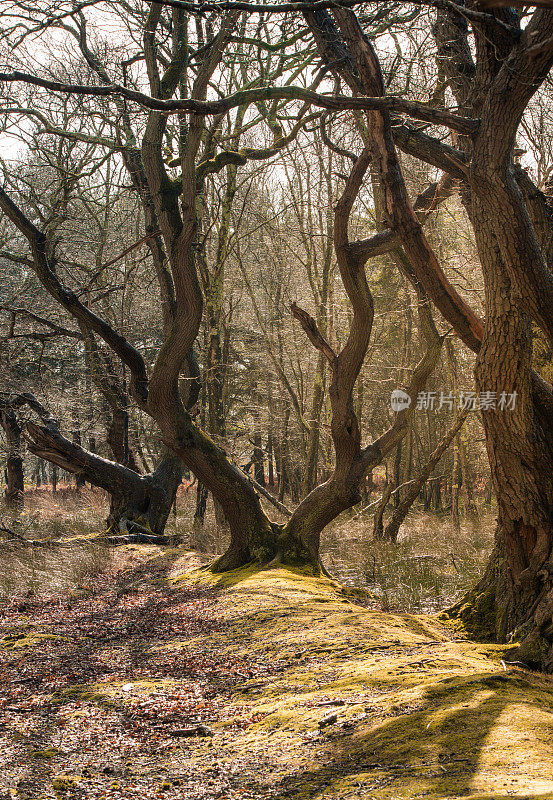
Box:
(298, 0, 553, 669)
(5, 0, 553, 669)
(0, 0, 443, 562)
(0, 3, 322, 535)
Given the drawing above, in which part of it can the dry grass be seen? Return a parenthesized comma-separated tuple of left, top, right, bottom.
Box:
(22, 484, 109, 515)
(0, 488, 110, 602)
(322, 510, 495, 614)
(0, 485, 495, 614)
(0, 538, 111, 603)
(169, 485, 230, 555)
(171, 495, 495, 615)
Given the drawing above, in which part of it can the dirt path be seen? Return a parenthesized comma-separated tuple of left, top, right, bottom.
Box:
(1, 545, 553, 800)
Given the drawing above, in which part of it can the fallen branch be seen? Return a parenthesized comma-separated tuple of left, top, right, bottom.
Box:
(0, 517, 69, 547)
(105, 534, 171, 545)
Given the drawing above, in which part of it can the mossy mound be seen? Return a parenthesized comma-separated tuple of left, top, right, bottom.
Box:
(164, 557, 553, 799)
(52, 774, 80, 791)
(6, 544, 553, 800)
(1, 629, 64, 649)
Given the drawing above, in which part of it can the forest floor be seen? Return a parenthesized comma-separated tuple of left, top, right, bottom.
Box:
(1, 543, 553, 800)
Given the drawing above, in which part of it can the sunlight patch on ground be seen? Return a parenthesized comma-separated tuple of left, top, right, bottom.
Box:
(2, 544, 553, 799)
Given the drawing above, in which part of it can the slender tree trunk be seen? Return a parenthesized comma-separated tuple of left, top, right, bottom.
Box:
(303, 352, 326, 494)
(384, 410, 469, 542)
(446, 337, 462, 530)
(373, 477, 395, 539)
(252, 433, 265, 487)
(267, 431, 274, 487)
(194, 482, 208, 527)
(277, 406, 290, 502)
(459, 429, 477, 516)
(0, 409, 24, 508)
(485, 479, 493, 508)
(72, 423, 86, 491)
(451, 434, 461, 533)
(393, 442, 402, 509)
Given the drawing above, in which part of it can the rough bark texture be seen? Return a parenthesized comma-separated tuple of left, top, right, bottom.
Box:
(0, 8, 495, 581)
(2, 393, 183, 537)
(425, 5, 553, 670)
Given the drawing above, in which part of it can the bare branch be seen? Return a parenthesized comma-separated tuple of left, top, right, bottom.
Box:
(0, 306, 82, 340)
(0, 186, 149, 402)
(291, 302, 338, 368)
(247, 474, 293, 517)
(0, 72, 480, 134)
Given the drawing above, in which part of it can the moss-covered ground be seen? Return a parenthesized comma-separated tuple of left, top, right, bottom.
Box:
(1, 544, 553, 799)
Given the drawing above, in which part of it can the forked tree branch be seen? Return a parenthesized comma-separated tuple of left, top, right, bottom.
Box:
(350, 173, 457, 262)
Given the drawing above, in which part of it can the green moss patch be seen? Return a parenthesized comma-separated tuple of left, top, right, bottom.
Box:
(31, 748, 61, 759)
(167, 563, 553, 799)
(52, 774, 81, 792)
(48, 684, 113, 707)
(6, 545, 553, 800)
(1, 630, 64, 649)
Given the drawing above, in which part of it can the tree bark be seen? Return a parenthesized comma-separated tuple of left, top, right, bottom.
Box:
(252, 433, 265, 487)
(0, 408, 24, 508)
(4, 393, 183, 537)
(428, 5, 553, 669)
(194, 481, 208, 527)
(0, 7, 448, 578)
(373, 477, 394, 540)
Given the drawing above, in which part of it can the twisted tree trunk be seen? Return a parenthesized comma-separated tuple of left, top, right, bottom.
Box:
(3, 394, 183, 538)
(424, 4, 553, 669)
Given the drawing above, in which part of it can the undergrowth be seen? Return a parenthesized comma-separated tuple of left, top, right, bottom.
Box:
(322, 510, 495, 614)
(0, 486, 495, 614)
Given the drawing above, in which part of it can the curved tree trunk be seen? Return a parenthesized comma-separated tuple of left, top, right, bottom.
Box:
(0, 8, 465, 584)
(447, 197, 553, 667)
(3, 393, 183, 539)
(426, 4, 553, 669)
(33, 420, 183, 537)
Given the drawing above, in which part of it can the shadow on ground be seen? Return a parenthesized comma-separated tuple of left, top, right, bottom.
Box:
(1, 546, 552, 799)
